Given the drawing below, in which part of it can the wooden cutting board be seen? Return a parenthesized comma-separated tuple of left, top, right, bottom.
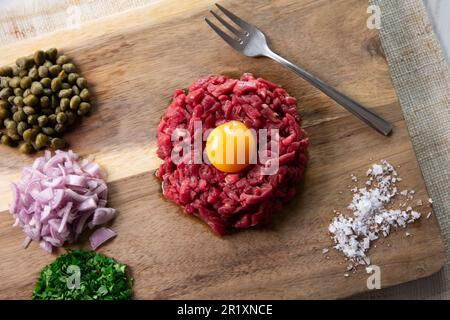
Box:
(0, 0, 445, 299)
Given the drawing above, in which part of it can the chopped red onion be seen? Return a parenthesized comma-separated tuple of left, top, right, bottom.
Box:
(89, 227, 117, 250)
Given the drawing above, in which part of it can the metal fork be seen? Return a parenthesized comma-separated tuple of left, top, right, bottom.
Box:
(205, 4, 393, 136)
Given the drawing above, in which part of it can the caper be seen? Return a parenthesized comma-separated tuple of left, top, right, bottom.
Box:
(0, 100, 8, 108)
(23, 95, 38, 107)
(43, 88, 52, 97)
(68, 73, 79, 84)
(40, 77, 51, 88)
(50, 137, 66, 150)
(19, 142, 33, 154)
(59, 89, 73, 99)
(20, 76, 32, 89)
(17, 121, 28, 135)
(1, 134, 12, 146)
(0, 76, 10, 88)
(28, 114, 38, 125)
(13, 110, 26, 122)
(38, 66, 49, 78)
(28, 67, 39, 80)
(11, 65, 19, 76)
(18, 69, 28, 77)
(40, 96, 50, 108)
(7, 132, 21, 141)
(23, 106, 36, 115)
(4, 118, 13, 127)
(0, 108, 10, 120)
(76, 77, 87, 89)
(37, 115, 48, 127)
(65, 110, 76, 125)
(30, 82, 44, 95)
(72, 85, 80, 96)
(42, 127, 55, 136)
(55, 123, 66, 133)
(48, 114, 57, 126)
(23, 89, 31, 98)
(0, 87, 12, 99)
(43, 60, 53, 68)
(13, 96, 24, 107)
(58, 70, 68, 81)
(56, 55, 70, 66)
(78, 102, 91, 116)
(9, 77, 21, 88)
(6, 121, 17, 133)
(62, 83, 72, 90)
(55, 107, 61, 114)
(16, 57, 34, 70)
(14, 87, 24, 96)
(22, 128, 34, 142)
(49, 65, 62, 77)
(62, 63, 76, 73)
(35, 133, 48, 149)
(79, 88, 90, 101)
(33, 50, 46, 65)
(51, 77, 62, 92)
(69, 95, 81, 110)
(60, 98, 70, 111)
(8, 96, 15, 106)
(0, 66, 13, 77)
(45, 48, 58, 62)
(56, 112, 67, 124)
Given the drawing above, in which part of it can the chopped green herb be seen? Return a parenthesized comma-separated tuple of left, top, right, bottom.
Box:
(32, 250, 132, 300)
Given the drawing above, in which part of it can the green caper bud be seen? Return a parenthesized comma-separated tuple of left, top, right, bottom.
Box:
(30, 82, 44, 95)
(72, 85, 80, 96)
(67, 73, 79, 84)
(0, 108, 10, 120)
(40, 96, 50, 108)
(7, 132, 21, 141)
(19, 142, 33, 154)
(59, 89, 73, 99)
(79, 88, 90, 101)
(23, 89, 31, 98)
(13, 96, 24, 107)
(4, 118, 13, 127)
(56, 55, 70, 66)
(50, 96, 59, 109)
(56, 112, 67, 124)
(0, 100, 8, 108)
(37, 115, 48, 127)
(23, 106, 36, 116)
(55, 123, 66, 133)
(40, 77, 51, 88)
(8, 96, 15, 105)
(42, 127, 55, 136)
(48, 114, 57, 126)
(61, 83, 71, 90)
(76, 77, 87, 89)
(16, 57, 34, 70)
(28, 67, 39, 80)
(17, 121, 28, 135)
(14, 87, 24, 96)
(1, 134, 12, 146)
(45, 48, 58, 62)
(60, 98, 70, 111)
(41, 108, 53, 116)
(11, 65, 19, 76)
(62, 63, 76, 73)
(43, 60, 53, 68)
(50, 137, 66, 150)
(9, 77, 21, 88)
(33, 50, 46, 65)
(35, 133, 48, 149)
(23, 95, 38, 107)
(6, 121, 17, 133)
(0, 76, 10, 88)
(38, 66, 49, 78)
(69, 95, 81, 110)
(0, 87, 12, 100)
(48, 65, 62, 77)
(13, 110, 26, 122)
(55, 107, 61, 114)
(0, 66, 13, 77)
(58, 70, 68, 81)
(51, 77, 62, 92)
(20, 76, 32, 89)
(43, 88, 52, 96)
(22, 128, 34, 142)
(28, 114, 38, 125)
(78, 102, 91, 116)
(65, 110, 76, 125)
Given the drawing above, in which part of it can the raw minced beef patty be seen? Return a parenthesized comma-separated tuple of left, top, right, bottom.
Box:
(156, 73, 309, 235)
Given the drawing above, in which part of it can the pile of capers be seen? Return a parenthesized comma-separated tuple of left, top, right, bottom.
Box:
(0, 48, 91, 154)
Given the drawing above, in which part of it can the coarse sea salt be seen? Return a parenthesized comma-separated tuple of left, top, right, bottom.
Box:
(328, 161, 423, 268)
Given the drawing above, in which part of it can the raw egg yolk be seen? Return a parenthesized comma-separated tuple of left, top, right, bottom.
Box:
(206, 120, 256, 173)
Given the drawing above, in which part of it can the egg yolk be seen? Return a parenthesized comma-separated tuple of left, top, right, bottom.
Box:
(205, 120, 256, 173)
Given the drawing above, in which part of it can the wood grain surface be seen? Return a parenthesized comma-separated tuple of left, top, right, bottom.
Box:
(0, 0, 445, 299)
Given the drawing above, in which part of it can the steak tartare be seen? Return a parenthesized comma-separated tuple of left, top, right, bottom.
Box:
(156, 74, 309, 235)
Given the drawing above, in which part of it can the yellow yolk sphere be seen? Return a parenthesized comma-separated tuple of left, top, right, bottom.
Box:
(205, 120, 256, 173)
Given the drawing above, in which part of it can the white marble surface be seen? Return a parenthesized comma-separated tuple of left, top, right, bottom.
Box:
(424, 0, 450, 64)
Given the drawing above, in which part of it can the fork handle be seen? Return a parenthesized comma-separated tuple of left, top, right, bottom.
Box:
(265, 51, 393, 136)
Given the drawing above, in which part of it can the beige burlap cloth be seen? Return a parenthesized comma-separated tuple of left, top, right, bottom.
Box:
(0, 0, 449, 299)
